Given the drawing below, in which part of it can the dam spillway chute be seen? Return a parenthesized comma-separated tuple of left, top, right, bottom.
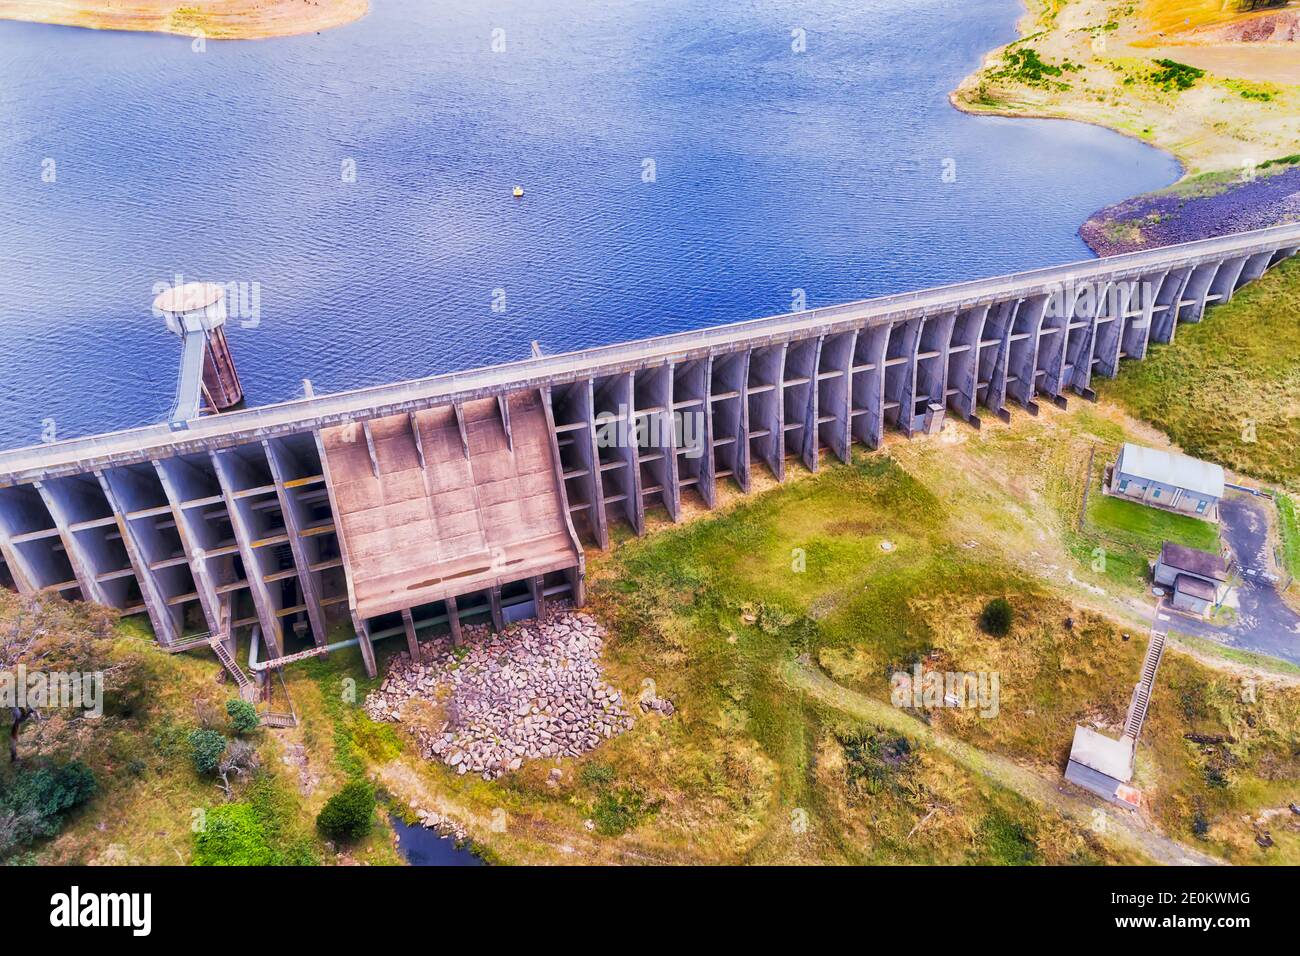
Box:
(319, 392, 581, 625)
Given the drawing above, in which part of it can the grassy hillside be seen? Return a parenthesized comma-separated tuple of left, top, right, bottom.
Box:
(586, 451, 1299, 863)
(1097, 256, 1300, 490)
(6, 611, 403, 866)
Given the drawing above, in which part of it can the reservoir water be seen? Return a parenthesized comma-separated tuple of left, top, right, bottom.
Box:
(0, 0, 1180, 449)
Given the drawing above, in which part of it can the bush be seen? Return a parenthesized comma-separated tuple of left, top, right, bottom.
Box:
(226, 699, 260, 736)
(590, 787, 658, 837)
(1151, 58, 1205, 92)
(1192, 812, 1210, 839)
(0, 761, 97, 856)
(579, 762, 616, 789)
(189, 729, 228, 776)
(979, 598, 1014, 636)
(4, 761, 97, 823)
(978, 808, 1039, 865)
(839, 731, 912, 798)
(316, 780, 375, 841)
(193, 803, 274, 866)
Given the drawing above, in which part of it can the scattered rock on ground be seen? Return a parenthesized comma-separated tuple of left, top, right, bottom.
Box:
(639, 693, 676, 717)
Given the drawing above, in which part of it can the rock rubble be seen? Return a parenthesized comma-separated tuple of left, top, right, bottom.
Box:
(365, 610, 635, 780)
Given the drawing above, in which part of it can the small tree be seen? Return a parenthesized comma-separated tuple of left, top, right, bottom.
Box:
(0, 760, 97, 856)
(189, 729, 228, 776)
(316, 780, 375, 841)
(216, 739, 260, 799)
(226, 699, 260, 736)
(979, 598, 1014, 637)
(0, 590, 141, 762)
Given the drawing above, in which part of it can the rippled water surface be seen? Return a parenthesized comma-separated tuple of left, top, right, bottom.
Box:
(0, 0, 1179, 447)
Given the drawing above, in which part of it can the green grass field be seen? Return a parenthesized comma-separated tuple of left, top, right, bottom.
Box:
(1087, 494, 1219, 553)
(1067, 454, 1220, 592)
(1277, 494, 1300, 582)
(583, 455, 1147, 863)
(1097, 256, 1300, 490)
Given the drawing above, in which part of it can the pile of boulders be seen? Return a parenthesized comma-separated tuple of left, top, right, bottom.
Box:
(365, 611, 635, 780)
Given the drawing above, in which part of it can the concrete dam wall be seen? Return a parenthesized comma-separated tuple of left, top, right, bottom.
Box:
(0, 223, 1296, 676)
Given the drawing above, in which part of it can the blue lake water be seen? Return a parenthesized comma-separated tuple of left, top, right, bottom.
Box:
(0, 0, 1179, 449)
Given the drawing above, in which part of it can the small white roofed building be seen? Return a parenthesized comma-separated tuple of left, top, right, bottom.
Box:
(1064, 726, 1141, 809)
(1109, 443, 1224, 521)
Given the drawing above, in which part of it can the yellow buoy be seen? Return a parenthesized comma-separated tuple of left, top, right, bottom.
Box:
(512, 185, 524, 198)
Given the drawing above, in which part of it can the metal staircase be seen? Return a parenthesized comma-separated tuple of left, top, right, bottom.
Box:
(205, 599, 258, 702)
(1123, 630, 1165, 741)
(208, 632, 258, 702)
(165, 633, 217, 654)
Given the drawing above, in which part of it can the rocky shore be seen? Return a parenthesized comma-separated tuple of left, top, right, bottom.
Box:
(365, 609, 635, 781)
(1081, 162, 1300, 256)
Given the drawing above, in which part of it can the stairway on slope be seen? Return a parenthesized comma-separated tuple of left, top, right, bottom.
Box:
(1123, 630, 1166, 741)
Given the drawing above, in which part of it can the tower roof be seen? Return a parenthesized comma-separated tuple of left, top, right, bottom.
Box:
(153, 282, 224, 314)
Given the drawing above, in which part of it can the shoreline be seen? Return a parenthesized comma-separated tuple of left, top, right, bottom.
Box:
(950, 0, 1300, 254)
(0, 0, 368, 40)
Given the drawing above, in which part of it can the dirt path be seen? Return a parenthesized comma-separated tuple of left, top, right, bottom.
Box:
(782, 657, 1223, 867)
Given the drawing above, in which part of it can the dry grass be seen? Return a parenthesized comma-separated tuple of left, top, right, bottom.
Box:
(1140, 0, 1284, 35)
(0, 0, 367, 39)
(952, 0, 1300, 175)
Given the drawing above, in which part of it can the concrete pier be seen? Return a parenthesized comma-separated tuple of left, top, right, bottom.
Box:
(0, 223, 1296, 677)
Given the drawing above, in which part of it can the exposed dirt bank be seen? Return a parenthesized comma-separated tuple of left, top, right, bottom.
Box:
(953, 0, 1300, 253)
(951, 0, 1299, 178)
(0, 0, 367, 40)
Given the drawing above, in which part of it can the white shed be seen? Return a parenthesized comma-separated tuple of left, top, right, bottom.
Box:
(1109, 443, 1224, 520)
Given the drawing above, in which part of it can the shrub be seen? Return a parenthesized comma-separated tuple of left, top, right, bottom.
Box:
(591, 787, 657, 837)
(1258, 154, 1300, 171)
(840, 730, 913, 797)
(979, 598, 1014, 636)
(995, 47, 1070, 88)
(1192, 812, 1210, 839)
(4, 761, 97, 823)
(579, 762, 616, 789)
(226, 699, 260, 736)
(978, 808, 1039, 865)
(316, 780, 375, 841)
(0, 761, 97, 856)
(189, 729, 228, 776)
(1151, 59, 1204, 92)
(193, 803, 274, 866)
